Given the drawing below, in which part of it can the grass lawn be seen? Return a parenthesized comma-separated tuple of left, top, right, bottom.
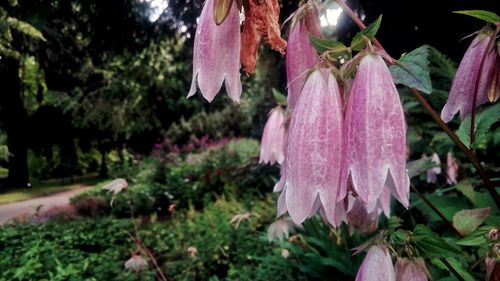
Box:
(0, 174, 101, 205)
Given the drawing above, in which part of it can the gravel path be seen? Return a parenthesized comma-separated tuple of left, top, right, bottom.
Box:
(0, 185, 90, 225)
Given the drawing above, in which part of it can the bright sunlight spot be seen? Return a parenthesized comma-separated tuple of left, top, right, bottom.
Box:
(143, 0, 169, 22)
(320, 7, 343, 27)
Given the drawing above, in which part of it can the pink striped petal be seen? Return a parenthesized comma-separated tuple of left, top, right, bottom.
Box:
(395, 258, 430, 281)
(355, 246, 395, 281)
(344, 54, 409, 207)
(284, 68, 344, 225)
(259, 107, 287, 165)
(441, 29, 494, 122)
(188, 0, 242, 103)
(285, 2, 321, 109)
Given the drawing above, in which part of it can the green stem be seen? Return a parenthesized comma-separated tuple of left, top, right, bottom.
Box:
(335, 0, 500, 209)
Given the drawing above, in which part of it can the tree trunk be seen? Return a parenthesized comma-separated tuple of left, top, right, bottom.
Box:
(0, 57, 30, 188)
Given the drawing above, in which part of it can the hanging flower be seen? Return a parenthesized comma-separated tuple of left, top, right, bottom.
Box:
(240, 0, 287, 75)
(343, 53, 409, 208)
(124, 254, 148, 272)
(441, 27, 496, 122)
(188, 0, 242, 103)
(278, 68, 345, 226)
(394, 258, 431, 281)
(259, 107, 287, 165)
(286, 1, 321, 109)
(346, 193, 381, 234)
(103, 178, 128, 207)
(426, 153, 441, 184)
(487, 43, 500, 102)
(446, 151, 459, 185)
(355, 245, 396, 281)
(267, 216, 298, 242)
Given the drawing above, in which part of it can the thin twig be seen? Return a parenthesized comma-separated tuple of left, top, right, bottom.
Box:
(411, 185, 463, 237)
(335, 0, 500, 209)
(440, 258, 466, 281)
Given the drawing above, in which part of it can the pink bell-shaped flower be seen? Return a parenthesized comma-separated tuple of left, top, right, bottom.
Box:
(188, 0, 242, 103)
(441, 28, 496, 122)
(355, 245, 396, 281)
(259, 107, 287, 165)
(426, 153, 441, 184)
(446, 151, 459, 185)
(343, 54, 409, 208)
(395, 258, 430, 281)
(279, 68, 344, 226)
(286, 1, 321, 109)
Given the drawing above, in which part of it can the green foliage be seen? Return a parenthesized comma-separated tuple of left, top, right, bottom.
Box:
(350, 15, 382, 51)
(454, 10, 500, 24)
(456, 103, 500, 148)
(452, 208, 490, 236)
(308, 34, 350, 59)
(410, 225, 463, 259)
(389, 45, 432, 94)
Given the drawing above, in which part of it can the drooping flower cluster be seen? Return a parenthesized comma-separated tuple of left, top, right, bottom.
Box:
(272, 52, 409, 227)
(355, 246, 431, 281)
(188, 0, 286, 102)
(441, 27, 498, 122)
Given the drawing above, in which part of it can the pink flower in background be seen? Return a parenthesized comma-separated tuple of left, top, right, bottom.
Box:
(446, 152, 459, 185)
(279, 68, 344, 226)
(286, 1, 321, 109)
(259, 107, 287, 165)
(355, 245, 395, 281)
(441, 28, 496, 122)
(486, 257, 497, 281)
(426, 153, 441, 184)
(124, 254, 148, 272)
(343, 54, 409, 209)
(188, 0, 242, 103)
(346, 194, 381, 234)
(395, 258, 430, 281)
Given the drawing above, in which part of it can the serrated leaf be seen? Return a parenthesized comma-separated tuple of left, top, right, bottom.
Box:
(411, 225, 463, 258)
(272, 88, 287, 106)
(213, 0, 234, 25)
(454, 10, 500, 24)
(454, 180, 476, 204)
(407, 157, 437, 178)
(6, 17, 45, 41)
(456, 225, 493, 246)
(308, 33, 349, 56)
(350, 15, 382, 51)
(389, 45, 432, 94)
(452, 208, 490, 235)
(456, 103, 500, 147)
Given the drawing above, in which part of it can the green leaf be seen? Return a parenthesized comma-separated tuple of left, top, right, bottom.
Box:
(456, 103, 500, 148)
(407, 157, 437, 178)
(411, 225, 463, 258)
(452, 208, 490, 235)
(454, 10, 500, 24)
(456, 225, 494, 246)
(308, 34, 349, 57)
(454, 180, 476, 204)
(6, 17, 45, 41)
(272, 88, 287, 106)
(389, 45, 432, 94)
(350, 15, 382, 51)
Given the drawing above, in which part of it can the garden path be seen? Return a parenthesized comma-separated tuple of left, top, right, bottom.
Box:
(0, 185, 90, 225)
